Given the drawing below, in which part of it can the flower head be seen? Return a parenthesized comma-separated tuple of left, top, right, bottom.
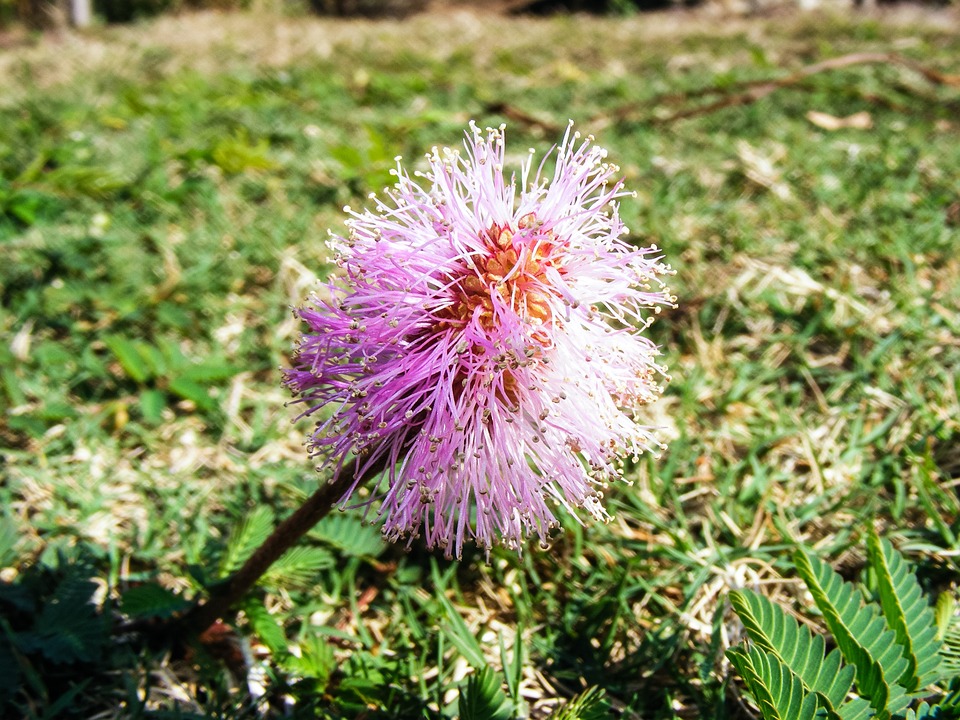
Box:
(286, 122, 672, 558)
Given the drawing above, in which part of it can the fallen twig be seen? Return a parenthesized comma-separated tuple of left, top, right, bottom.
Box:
(604, 52, 960, 125)
(484, 101, 563, 135)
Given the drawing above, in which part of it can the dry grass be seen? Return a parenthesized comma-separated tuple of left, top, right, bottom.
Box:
(2, 5, 958, 97)
(2, 4, 959, 717)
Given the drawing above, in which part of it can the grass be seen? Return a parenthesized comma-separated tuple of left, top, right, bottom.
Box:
(1, 6, 959, 718)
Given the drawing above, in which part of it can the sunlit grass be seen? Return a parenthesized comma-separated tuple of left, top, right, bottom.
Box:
(1, 6, 959, 718)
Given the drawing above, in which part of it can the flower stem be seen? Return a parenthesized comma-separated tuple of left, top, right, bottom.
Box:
(180, 464, 368, 635)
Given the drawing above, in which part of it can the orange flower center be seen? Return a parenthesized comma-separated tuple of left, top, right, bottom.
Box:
(441, 214, 561, 338)
(437, 214, 564, 407)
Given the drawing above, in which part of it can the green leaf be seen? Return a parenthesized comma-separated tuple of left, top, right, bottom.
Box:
(14, 152, 48, 184)
(337, 668, 388, 712)
(103, 335, 152, 383)
(154, 336, 188, 369)
(8, 192, 41, 225)
(179, 361, 242, 383)
(137, 342, 169, 377)
(935, 593, 955, 642)
(546, 686, 610, 720)
(728, 647, 777, 719)
(17, 573, 105, 664)
(434, 576, 485, 670)
(211, 131, 275, 175)
(730, 588, 853, 712)
(900, 702, 943, 719)
(41, 165, 128, 198)
(139, 388, 166, 424)
(1, 365, 26, 407)
(938, 624, 960, 678)
(168, 376, 215, 412)
(0, 515, 19, 568)
(866, 530, 943, 690)
(120, 583, 190, 619)
(260, 546, 334, 589)
(500, 627, 525, 711)
(242, 600, 287, 657)
(309, 512, 385, 558)
(219, 506, 274, 577)
(795, 548, 911, 718)
(459, 666, 513, 720)
(329, 143, 364, 171)
(837, 697, 874, 720)
(285, 633, 335, 684)
(727, 646, 821, 720)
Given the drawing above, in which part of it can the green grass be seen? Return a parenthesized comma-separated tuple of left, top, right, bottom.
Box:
(2, 7, 959, 718)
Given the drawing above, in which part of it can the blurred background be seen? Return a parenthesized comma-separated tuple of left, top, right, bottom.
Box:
(3, 0, 955, 28)
(1, 0, 958, 717)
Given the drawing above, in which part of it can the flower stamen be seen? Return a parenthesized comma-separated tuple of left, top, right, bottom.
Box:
(441, 215, 562, 337)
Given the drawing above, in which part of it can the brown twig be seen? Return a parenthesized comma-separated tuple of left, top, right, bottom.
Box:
(484, 102, 562, 135)
(606, 52, 960, 125)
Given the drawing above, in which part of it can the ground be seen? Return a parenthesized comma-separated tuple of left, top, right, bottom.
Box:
(1, 5, 959, 718)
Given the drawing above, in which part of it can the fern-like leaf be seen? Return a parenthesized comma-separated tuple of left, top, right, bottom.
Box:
(795, 548, 912, 718)
(546, 686, 609, 720)
(220, 506, 274, 577)
(729, 647, 777, 717)
(730, 589, 853, 712)
(837, 696, 874, 720)
(120, 583, 190, 619)
(459, 666, 513, 720)
(260, 546, 334, 588)
(727, 646, 820, 720)
(866, 531, 942, 690)
(309, 513, 385, 558)
(285, 633, 335, 684)
(242, 600, 288, 657)
(935, 594, 955, 641)
(16, 573, 105, 664)
(938, 623, 960, 677)
(900, 701, 943, 719)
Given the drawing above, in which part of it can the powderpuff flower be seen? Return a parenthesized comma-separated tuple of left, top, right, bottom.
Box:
(285, 122, 673, 559)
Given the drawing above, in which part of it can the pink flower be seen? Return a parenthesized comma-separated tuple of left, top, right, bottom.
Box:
(286, 123, 672, 558)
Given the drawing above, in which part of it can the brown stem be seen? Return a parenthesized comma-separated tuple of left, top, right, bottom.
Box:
(178, 462, 372, 635)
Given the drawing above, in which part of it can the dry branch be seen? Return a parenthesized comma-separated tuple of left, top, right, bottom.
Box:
(484, 101, 563, 134)
(606, 52, 960, 125)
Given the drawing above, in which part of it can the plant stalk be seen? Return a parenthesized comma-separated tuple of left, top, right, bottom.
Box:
(179, 463, 369, 635)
